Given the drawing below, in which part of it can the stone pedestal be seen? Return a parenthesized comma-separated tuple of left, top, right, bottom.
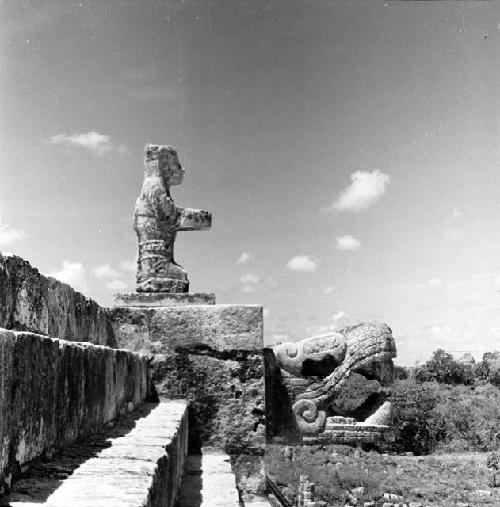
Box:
(113, 292, 216, 307)
(107, 297, 265, 455)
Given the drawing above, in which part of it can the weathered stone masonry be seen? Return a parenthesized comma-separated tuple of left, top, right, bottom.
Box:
(111, 143, 265, 461)
(0, 253, 155, 495)
(0, 254, 116, 347)
(108, 303, 265, 455)
(0, 328, 153, 492)
(1, 143, 266, 503)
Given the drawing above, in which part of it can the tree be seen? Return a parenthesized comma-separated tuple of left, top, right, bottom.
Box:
(389, 380, 442, 455)
(414, 349, 474, 385)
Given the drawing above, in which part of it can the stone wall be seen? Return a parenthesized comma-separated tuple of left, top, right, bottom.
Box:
(108, 304, 265, 455)
(7, 402, 190, 507)
(0, 328, 154, 491)
(0, 254, 116, 347)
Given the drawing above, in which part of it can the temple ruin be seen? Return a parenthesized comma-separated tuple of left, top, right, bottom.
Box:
(0, 145, 396, 506)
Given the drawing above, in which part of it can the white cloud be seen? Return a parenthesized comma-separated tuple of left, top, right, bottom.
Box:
(431, 324, 452, 339)
(263, 308, 271, 318)
(241, 286, 257, 293)
(236, 251, 254, 265)
(239, 274, 276, 293)
(307, 311, 347, 335)
(306, 325, 333, 335)
(105, 279, 128, 291)
(240, 273, 260, 284)
(286, 255, 318, 272)
(323, 286, 337, 295)
(335, 235, 361, 251)
(332, 170, 390, 212)
(0, 217, 24, 247)
(93, 264, 120, 279)
(240, 273, 260, 293)
(428, 278, 444, 289)
(48, 131, 125, 156)
(49, 261, 88, 293)
(119, 260, 136, 273)
(332, 310, 346, 322)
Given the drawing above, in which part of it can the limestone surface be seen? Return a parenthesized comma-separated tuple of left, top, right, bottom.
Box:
(113, 291, 216, 307)
(108, 304, 263, 352)
(108, 303, 265, 455)
(267, 322, 397, 444)
(0, 328, 153, 490)
(7, 401, 188, 507)
(0, 254, 116, 347)
(134, 144, 211, 293)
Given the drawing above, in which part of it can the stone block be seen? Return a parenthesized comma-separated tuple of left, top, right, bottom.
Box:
(113, 292, 216, 307)
(108, 302, 264, 455)
(108, 304, 263, 352)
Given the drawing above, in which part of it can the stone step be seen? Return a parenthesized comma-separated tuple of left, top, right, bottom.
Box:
(174, 448, 242, 507)
(6, 400, 189, 507)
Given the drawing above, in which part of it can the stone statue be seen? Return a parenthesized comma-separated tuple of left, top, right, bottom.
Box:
(271, 322, 397, 444)
(134, 144, 211, 293)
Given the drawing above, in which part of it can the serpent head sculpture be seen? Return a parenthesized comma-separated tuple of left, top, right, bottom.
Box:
(273, 322, 396, 437)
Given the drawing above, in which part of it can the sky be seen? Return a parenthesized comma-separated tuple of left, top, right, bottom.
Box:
(1, 0, 500, 365)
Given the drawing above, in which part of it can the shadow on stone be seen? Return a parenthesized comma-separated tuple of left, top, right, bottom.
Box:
(264, 348, 300, 444)
(174, 455, 203, 507)
(2, 403, 159, 506)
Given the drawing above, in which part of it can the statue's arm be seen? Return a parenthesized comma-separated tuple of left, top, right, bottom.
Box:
(177, 207, 212, 231)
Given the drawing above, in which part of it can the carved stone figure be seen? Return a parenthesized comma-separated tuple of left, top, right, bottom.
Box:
(272, 322, 397, 444)
(134, 144, 211, 293)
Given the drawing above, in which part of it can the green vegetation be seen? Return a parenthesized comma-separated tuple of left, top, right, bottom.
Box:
(266, 349, 500, 505)
(266, 445, 500, 506)
(387, 349, 500, 455)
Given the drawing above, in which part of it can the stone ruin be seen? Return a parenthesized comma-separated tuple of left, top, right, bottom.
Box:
(297, 475, 326, 507)
(110, 144, 264, 455)
(0, 144, 264, 506)
(0, 143, 397, 506)
(266, 322, 397, 446)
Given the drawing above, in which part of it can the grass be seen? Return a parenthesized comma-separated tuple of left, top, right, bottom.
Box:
(265, 444, 500, 506)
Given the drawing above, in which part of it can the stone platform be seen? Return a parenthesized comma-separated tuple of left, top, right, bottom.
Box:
(113, 292, 216, 307)
(302, 416, 394, 446)
(107, 298, 265, 472)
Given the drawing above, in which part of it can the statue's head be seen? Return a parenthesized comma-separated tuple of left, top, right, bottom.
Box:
(144, 144, 184, 185)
